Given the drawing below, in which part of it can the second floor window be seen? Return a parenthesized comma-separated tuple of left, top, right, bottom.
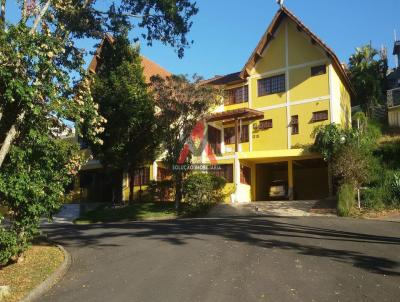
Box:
(258, 74, 285, 96)
(224, 125, 249, 144)
(312, 110, 329, 122)
(225, 85, 248, 105)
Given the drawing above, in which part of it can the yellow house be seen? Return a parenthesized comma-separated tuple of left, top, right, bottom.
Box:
(79, 7, 353, 204)
(192, 6, 353, 203)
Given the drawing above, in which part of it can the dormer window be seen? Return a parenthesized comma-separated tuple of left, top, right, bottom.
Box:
(225, 85, 248, 105)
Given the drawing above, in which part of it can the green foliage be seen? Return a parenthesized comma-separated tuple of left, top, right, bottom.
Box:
(90, 35, 157, 171)
(313, 121, 380, 189)
(151, 75, 222, 206)
(0, 132, 80, 263)
(182, 173, 226, 205)
(148, 180, 175, 202)
(337, 183, 355, 217)
(312, 124, 345, 161)
(0, 228, 19, 266)
(348, 45, 388, 116)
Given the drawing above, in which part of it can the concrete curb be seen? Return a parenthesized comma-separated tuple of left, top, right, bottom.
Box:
(19, 244, 71, 302)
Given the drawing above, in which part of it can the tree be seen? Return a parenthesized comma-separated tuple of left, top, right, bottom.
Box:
(348, 44, 388, 117)
(0, 0, 199, 170)
(0, 0, 198, 264)
(313, 120, 381, 205)
(89, 34, 158, 202)
(151, 75, 221, 208)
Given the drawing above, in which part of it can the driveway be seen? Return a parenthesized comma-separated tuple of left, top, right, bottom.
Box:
(41, 216, 400, 302)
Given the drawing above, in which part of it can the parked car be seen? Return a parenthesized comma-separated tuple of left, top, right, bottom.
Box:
(269, 180, 287, 200)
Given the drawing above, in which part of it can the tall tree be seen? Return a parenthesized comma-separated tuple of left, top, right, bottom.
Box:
(90, 34, 158, 202)
(151, 75, 221, 208)
(348, 44, 388, 117)
(0, 0, 198, 169)
(0, 0, 198, 264)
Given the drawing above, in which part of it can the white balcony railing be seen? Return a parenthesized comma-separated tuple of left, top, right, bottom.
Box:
(387, 87, 400, 107)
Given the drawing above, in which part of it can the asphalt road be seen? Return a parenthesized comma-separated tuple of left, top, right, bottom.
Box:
(41, 216, 400, 302)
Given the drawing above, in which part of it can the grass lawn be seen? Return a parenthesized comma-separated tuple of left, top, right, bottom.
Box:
(74, 202, 178, 224)
(0, 245, 64, 302)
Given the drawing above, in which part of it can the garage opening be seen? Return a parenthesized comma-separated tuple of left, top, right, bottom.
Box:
(256, 162, 288, 201)
(293, 158, 328, 200)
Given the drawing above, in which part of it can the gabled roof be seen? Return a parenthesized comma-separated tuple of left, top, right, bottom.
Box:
(88, 34, 171, 82)
(206, 6, 354, 97)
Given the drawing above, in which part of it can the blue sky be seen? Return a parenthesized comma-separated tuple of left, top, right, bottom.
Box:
(7, 0, 400, 79)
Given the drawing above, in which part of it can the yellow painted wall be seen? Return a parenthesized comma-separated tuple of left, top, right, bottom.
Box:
(253, 23, 286, 75)
(290, 99, 331, 147)
(289, 66, 329, 102)
(252, 107, 288, 151)
(287, 20, 326, 66)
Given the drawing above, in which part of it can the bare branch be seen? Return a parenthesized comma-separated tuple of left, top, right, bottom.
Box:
(0, 0, 6, 28)
(29, 0, 51, 34)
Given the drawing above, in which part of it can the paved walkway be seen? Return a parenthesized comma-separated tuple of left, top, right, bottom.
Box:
(208, 200, 334, 217)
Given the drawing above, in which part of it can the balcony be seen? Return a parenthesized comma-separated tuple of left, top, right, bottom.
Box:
(387, 88, 400, 107)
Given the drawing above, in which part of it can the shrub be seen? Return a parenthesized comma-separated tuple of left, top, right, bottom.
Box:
(182, 173, 226, 205)
(0, 228, 20, 266)
(148, 180, 174, 202)
(337, 183, 355, 216)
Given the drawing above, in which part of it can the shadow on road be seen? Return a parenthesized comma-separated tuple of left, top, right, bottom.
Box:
(43, 216, 400, 276)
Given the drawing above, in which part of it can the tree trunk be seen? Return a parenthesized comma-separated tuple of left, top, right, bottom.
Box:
(129, 168, 135, 203)
(0, 111, 25, 168)
(174, 172, 183, 209)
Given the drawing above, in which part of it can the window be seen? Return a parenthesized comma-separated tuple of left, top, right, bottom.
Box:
(225, 85, 248, 105)
(208, 126, 222, 155)
(257, 74, 285, 96)
(224, 125, 249, 144)
(259, 119, 273, 130)
(210, 164, 233, 182)
(311, 65, 326, 77)
(134, 167, 150, 186)
(240, 165, 251, 185)
(291, 115, 299, 135)
(312, 110, 329, 122)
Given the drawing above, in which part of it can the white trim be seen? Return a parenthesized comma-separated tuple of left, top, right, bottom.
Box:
(221, 127, 225, 154)
(328, 64, 335, 123)
(152, 161, 158, 181)
(247, 77, 252, 109)
(291, 95, 330, 106)
(285, 22, 291, 150)
(254, 95, 330, 112)
(251, 59, 328, 80)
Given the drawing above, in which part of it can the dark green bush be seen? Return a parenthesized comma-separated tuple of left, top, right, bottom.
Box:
(0, 228, 20, 266)
(182, 173, 226, 205)
(337, 183, 355, 216)
(148, 180, 174, 201)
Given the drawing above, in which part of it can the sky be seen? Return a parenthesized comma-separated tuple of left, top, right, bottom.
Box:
(6, 0, 400, 79)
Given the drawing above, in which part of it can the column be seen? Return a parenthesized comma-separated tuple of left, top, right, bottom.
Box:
(152, 161, 158, 181)
(233, 152, 240, 203)
(288, 160, 294, 200)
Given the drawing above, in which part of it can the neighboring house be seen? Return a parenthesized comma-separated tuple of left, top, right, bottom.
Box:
(196, 6, 353, 202)
(74, 34, 171, 203)
(387, 40, 400, 126)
